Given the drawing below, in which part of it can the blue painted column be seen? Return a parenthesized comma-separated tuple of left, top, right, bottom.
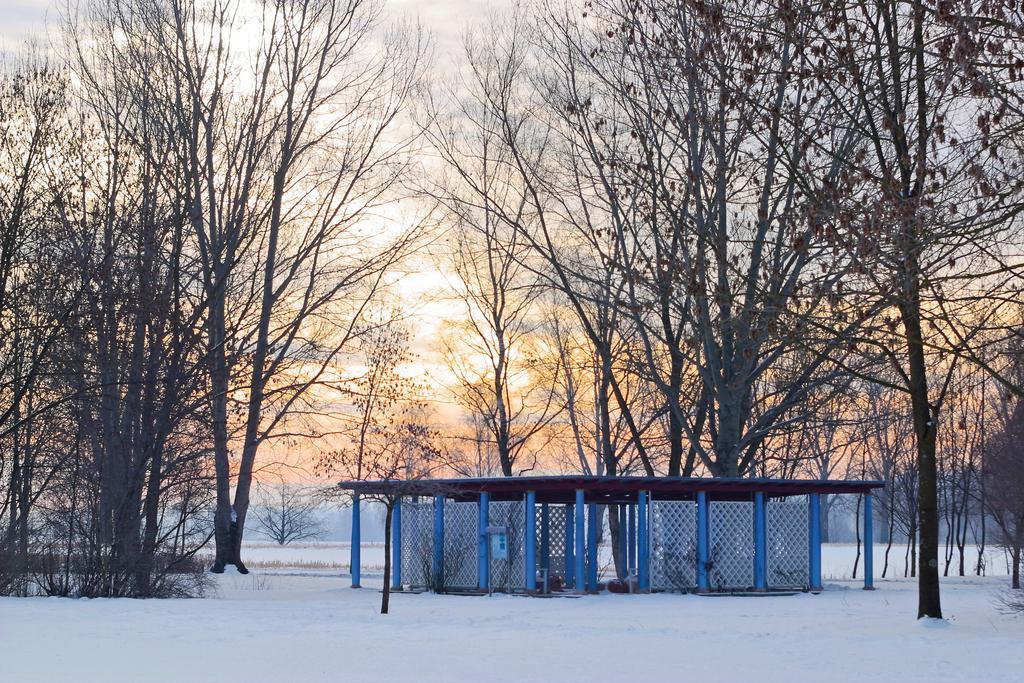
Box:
(525, 491, 537, 591)
(616, 505, 627, 579)
(392, 498, 402, 590)
(350, 494, 361, 588)
(864, 493, 874, 590)
(575, 490, 586, 593)
(638, 491, 649, 591)
(586, 502, 598, 591)
(565, 502, 575, 587)
(432, 495, 445, 592)
(627, 503, 637, 574)
(697, 491, 709, 592)
(754, 492, 767, 591)
(478, 492, 490, 591)
(809, 493, 822, 591)
(540, 503, 551, 572)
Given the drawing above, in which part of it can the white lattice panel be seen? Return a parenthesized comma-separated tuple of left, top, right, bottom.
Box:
(768, 499, 809, 589)
(709, 501, 754, 590)
(400, 501, 434, 588)
(443, 501, 478, 589)
(488, 500, 525, 591)
(651, 500, 697, 591)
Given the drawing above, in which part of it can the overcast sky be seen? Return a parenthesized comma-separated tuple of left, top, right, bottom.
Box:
(1, 0, 52, 47)
(0, 0, 497, 56)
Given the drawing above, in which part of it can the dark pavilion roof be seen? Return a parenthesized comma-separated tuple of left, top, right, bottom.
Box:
(337, 476, 884, 504)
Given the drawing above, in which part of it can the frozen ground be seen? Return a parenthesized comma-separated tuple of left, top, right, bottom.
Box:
(2, 544, 1021, 683)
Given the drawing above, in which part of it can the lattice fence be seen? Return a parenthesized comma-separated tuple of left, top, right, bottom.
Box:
(400, 501, 434, 588)
(651, 500, 698, 591)
(443, 501, 478, 590)
(709, 501, 754, 590)
(489, 500, 525, 591)
(538, 505, 567, 581)
(767, 499, 809, 589)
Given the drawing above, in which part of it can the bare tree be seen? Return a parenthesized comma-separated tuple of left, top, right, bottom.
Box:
(986, 338, 1024, 589)
(253, 480, 325, 546)
(1, 36, 215, 597)
(315, 313, 446, 612)
(425, 11, 661, 478)
(72, 0, 428, 573)
(0, 54, 87, 593)
(318, 319, 443, 613)
(807, 0, 1024, 618)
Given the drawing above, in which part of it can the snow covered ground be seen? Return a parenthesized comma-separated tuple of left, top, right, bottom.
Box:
(231, 539, 1020, 580)
(2, 544, 1021, 683)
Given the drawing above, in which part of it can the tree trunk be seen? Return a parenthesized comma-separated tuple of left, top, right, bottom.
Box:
(209, 286, 238, 573)
(904, 0, 941, 621)
(904, 299, 940, 616)
(136, 442, 165, 596)
(883, 503, 895, 578)
(609, 505, 624, 580)
(853, 494, 861, 579)
(666, 350, 684, 476)
(821, 495, 831, 544)
(382, 501, 393, 614)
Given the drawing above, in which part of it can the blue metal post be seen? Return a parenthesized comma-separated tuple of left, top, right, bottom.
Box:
(627, 503, 636, 574)
(585, 501, 598, 593)
(754, 492, 767, 591)
(586, 502, 598, 591)
(575, 490, 586, 593)
(478, 492, 490, 591)
(565, 503, 575, 587)
(392, 498, 402, 590)
(697, 491, 709, 592)
(638, 491, 649, 591)
(864, 493, 874, 590)
(432, 495, 445, 592)
(809, 493, 822, 591)
(525, 491, 537, 591)
(540, 503, 551, 572)
(616, 505, 628, 579)
(350, 494, 361, 588)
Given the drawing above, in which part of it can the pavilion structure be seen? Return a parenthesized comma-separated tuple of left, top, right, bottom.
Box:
(338, 476, 884, 595)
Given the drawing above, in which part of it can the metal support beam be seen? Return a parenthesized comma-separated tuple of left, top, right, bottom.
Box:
(616, 505, 628, 579)
(392, 498, 402, 590)
(864, 493, 874, 590)
(565, 502, 575, 587)
(638, 491, 649, 591)
(586, 502, 598, 591)
(575, 490, 585, 593)
(432, 495, 445, 592)
(525, 491, 537, 592)
(540, 503, 551, 572)
(754, 491, 767, 591)
(627, 503, 637, 574)
(809, 493, 822, 591)
(478, 492, 490, 591)
(350, 494, 361, 588)
(697, 491, 709, 592)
